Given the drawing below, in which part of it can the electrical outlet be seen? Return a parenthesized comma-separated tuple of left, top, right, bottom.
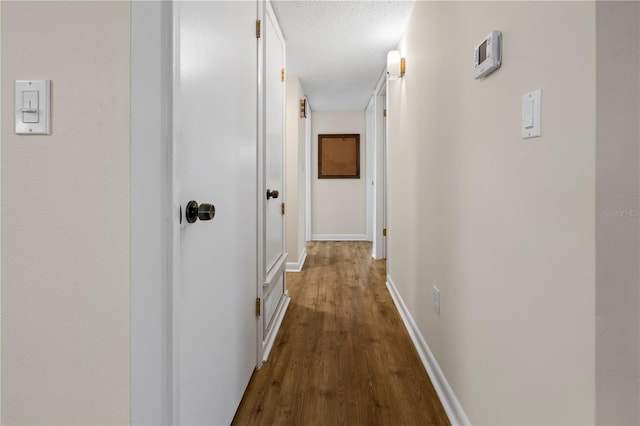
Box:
(433, 286, 440, 315)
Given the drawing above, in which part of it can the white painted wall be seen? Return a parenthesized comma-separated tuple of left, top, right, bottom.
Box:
(387, 2, 597, 424)
(285, 77, 307, 270)
(1, 2, 130, 424)
(311, 111, 366, 239)
(595, 2, 640, 424)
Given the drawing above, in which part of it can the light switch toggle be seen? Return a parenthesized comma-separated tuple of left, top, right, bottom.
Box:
(21, 90, 39, 123)
(523, 99, 534, 129)
(522, 89, 542, 139)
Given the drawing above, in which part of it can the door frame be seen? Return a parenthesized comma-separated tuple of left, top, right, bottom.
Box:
(169, 2, 181, 421)
(304, 96, 312, 241)
(131, 2, 174, 424)
(372, 70, 388, 260)
(256, 0, 265, 369)
(366, 98, 375, 242)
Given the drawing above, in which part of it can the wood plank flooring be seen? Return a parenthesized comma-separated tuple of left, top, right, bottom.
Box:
(233, 241, 450, 426)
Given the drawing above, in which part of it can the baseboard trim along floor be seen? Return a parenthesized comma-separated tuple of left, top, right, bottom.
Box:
(285, 249, 307, 272)
(311, 234, 368, 241)
(386, 274, 471, 426)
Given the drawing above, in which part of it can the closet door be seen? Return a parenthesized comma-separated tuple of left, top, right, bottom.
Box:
(172, 1, 258, 424)
(259, 0, 289, 362)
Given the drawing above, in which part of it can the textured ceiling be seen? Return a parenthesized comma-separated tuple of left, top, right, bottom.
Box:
(271, 1, 415, 111)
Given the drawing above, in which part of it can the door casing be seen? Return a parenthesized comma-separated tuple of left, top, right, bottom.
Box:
(131, 2, 174, 424)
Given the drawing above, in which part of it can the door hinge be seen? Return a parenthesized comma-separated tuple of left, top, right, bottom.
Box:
(281, 68, 285, 82)
(384, 109, 387, 118)
(281, 202, 286, 216)
(383, 228, 387, 237)
(256, 20, 261, 38)
(256, 298, 261, 316)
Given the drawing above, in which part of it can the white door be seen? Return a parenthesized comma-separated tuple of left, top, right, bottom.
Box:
(383, 94, 388, 259)
(259, 2, 288, 360)
(173, 2, 257, 424)
(264, 6, 285, 274)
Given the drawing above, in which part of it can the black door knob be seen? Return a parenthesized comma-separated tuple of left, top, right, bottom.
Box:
(266, 189, 279, 200)
(185, 200, 216, 223)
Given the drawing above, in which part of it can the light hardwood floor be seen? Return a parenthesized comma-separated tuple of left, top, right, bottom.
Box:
(233, 241, 450, 425)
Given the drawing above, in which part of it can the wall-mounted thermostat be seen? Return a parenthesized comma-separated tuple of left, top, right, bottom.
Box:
(474, 31, 502, 79)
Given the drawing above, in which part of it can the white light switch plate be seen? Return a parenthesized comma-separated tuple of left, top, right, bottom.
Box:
(522, 89, 541, 139)
(15, 80, 51, 135)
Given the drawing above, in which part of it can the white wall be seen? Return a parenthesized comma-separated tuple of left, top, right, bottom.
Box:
(1, 2, 130, 424)
(285, 77, 307, 269)
(311, 111, 366, 239)
(387, 2, 596, 424)
(595, 2, 640, 424)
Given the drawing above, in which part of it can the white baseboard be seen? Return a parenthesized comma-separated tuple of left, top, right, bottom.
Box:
(311, 233, 368, 241)
(261, 293, 290, 363)
(286, 248, 307, 272)
(386, 275, 471, 426)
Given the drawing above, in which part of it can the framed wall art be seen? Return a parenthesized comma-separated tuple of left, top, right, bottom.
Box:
(318, 134, 360, 179)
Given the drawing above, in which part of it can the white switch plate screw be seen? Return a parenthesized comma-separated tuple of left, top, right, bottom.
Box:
(433, 286, 440, 315)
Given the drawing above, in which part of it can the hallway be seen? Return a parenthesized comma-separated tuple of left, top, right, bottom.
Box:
(233, 241, 450, 425)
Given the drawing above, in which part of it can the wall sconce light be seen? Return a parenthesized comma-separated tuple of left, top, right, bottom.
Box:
(387, 50, 405, 80)
(299, 98, 307, 118)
